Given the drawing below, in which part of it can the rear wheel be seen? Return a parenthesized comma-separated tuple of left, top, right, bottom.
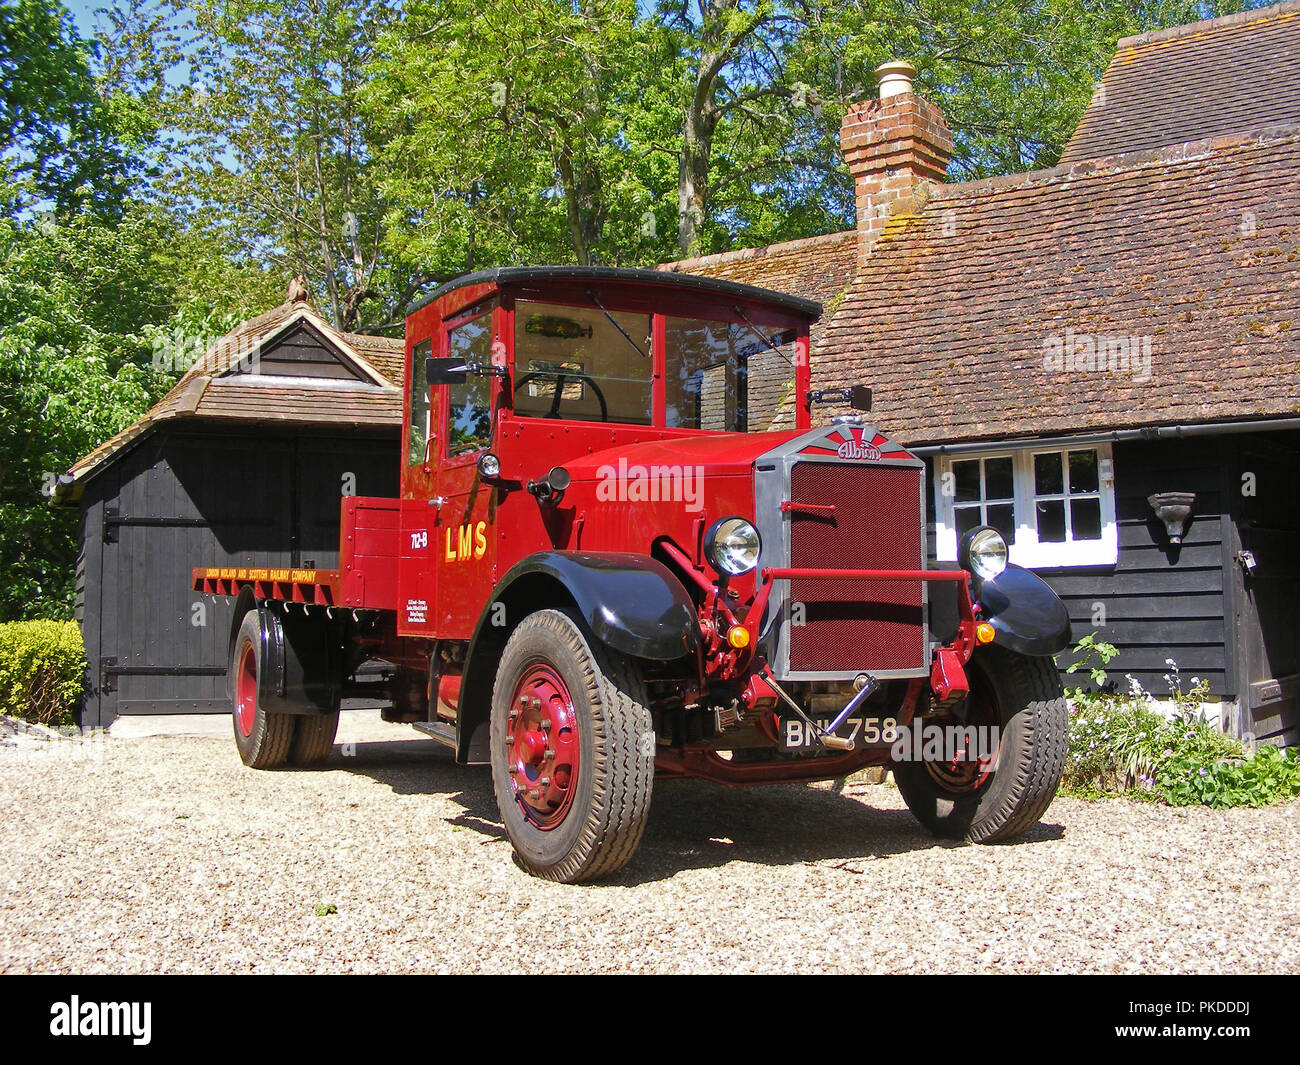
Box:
(894, 645, 1067, 842)
(289, 711, 340, 766)
(231, 610, 295, 769)
(489, 610, 654, 883)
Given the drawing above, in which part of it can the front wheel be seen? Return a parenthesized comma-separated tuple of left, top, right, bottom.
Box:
(894, 645, 1067, 843)
(489, 610, 654, 883)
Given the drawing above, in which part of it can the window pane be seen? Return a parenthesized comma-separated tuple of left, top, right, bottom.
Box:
(447, 314, 493, 456)
(408, 339, 431, 467)
(953, 460, 981, 502)
(986, 504, 1015, 544)
(1036, 499, 1066, 543)
(515, 301, 652, 425)
(984, 456, 1014, 500)
(955, 505, 982, 538)
(1034, 452, 1063, 495)
(1071, 498, 1102, 540)
(665, 318, 745, 430)
(744, 332, 799, 432)
(1068, 450, 1099, 494)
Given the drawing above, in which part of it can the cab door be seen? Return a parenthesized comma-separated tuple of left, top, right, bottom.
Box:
(397, 337, 439, 637)
(433, 306, 502, 639)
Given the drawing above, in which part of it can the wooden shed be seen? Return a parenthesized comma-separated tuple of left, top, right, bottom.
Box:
(58, 300, 404, 727)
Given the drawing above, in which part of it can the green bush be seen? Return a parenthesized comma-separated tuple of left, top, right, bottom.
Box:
(0, 620, 85, 727)
(1059, 634, 1300, 808)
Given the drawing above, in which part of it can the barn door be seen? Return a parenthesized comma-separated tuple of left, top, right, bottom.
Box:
(98, 435, 292, 714)
(1232, 433, 1300, 744)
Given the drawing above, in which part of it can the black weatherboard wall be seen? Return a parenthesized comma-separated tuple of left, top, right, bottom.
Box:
(78, 427, 397, 727)
(925, 430, 1300, 744)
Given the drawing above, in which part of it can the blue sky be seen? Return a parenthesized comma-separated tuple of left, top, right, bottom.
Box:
(62, 0, 102, 35)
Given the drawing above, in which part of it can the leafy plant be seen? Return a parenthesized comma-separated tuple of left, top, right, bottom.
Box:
(314, 903, 338, 916)
(0, 619, 85, 726)
(1060, 633, 1300, 808)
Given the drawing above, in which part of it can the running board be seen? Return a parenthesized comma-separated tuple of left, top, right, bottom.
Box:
(411, 720, 457, 749)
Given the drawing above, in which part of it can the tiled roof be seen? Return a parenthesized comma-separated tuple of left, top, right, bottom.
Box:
(813, 126, 1300, 446)
(66, 303, 403, 486)
(1061, 1, 1300, 163)
(658, 231, 859, 350)
(344, 330, 406, 386)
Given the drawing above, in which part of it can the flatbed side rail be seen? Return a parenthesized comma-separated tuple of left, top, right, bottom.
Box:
(193, 566, 342, 606)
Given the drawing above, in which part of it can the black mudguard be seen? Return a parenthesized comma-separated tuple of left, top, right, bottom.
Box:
(455, 551, 700, 765)
(484, 551, 700, 661)
(228, 590, 342, 714)
(977, 564, 1072, 656)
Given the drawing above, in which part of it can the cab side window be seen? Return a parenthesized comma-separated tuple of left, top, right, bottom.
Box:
(447, 311, 494, 456)
(408, 338, 432, 466)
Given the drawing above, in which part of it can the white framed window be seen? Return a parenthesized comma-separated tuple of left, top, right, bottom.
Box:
(934, 444, 1117, 569)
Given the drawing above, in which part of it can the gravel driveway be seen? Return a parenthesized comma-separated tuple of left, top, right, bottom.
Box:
(3, 712, 1297, 974)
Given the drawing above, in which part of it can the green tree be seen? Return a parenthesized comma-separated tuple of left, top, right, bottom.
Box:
(366, 0, 668, 302)
(0, 0, 143, 217)
(177, 0, 399, 330)
(0, 208, 177, 619)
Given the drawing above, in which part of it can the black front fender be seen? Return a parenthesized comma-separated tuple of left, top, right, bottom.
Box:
(484, 551, 701, 661)
(977, 564, 1072, 656)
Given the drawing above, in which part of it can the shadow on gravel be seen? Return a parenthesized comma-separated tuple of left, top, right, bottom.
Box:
(321, 737, 1065, 879)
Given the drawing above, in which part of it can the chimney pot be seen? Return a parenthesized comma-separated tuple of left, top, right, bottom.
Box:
(839, 61, 951, 262)
(875, 61, 917, 100)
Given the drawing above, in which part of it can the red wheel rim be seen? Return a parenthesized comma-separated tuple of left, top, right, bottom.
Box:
(235, 643, 257, 738)
(924, 671, 1000, 794)
(504, 663, 579, 830)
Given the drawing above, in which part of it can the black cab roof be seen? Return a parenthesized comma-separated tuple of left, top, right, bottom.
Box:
(408, 265, 823, 319)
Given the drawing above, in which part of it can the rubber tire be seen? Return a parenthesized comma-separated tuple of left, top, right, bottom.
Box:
(231, 610, 295, 769)
(894, 645, 1067, 843)
(489, 609, 654, 883)
(289, 711, 340, 766)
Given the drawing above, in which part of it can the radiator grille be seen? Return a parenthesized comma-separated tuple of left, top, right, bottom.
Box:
(786, 462, 924, 673)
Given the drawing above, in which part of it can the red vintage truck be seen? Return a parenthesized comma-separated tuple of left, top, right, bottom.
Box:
(194, 267, 1072, 882)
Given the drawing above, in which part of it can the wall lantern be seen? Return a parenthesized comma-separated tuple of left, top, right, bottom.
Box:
(1147, 491, 1196, 545)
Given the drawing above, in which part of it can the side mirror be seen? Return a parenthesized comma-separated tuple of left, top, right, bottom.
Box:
(850, 385, 873, 412)
(426, 356, 468, 386)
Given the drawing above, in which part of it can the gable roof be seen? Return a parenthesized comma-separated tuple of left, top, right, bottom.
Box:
(812, 126, 1300, 447)
(1061, 1, 1300, 164)
(64, 302, 404, 490)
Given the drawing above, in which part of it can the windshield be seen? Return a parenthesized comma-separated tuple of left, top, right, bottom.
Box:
(664, 317, 798, 433)
(513, 299, 799, 431)
(513, 301, 653, 425)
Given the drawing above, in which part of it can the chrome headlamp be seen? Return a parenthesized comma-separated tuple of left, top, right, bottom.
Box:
(705, 517, 761, 576)
(959, 525, 1009, 582)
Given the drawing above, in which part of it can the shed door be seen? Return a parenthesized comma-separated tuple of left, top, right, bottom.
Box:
(1234, 433, 1300, 744)
(98, 437, 293, 714)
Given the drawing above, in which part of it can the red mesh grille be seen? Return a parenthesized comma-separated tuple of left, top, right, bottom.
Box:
(787, 462, 924, 673)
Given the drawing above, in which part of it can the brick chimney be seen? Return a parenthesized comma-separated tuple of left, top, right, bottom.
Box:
(841, 62, 953, 260)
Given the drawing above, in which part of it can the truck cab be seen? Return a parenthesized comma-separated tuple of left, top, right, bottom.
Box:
(198, 267, 1073, 882)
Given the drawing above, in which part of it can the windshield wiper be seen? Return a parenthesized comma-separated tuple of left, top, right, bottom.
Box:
(585, 288, 648, 359)
(732, 304, 796, 367)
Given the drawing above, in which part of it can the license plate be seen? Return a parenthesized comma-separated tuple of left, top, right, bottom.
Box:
(779, 716, 899, 751)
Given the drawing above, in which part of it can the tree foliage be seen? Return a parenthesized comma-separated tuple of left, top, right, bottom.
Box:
(0, 208, 177, 619)
(0, 0, 146, 217)
(178, 0, 398, 330)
